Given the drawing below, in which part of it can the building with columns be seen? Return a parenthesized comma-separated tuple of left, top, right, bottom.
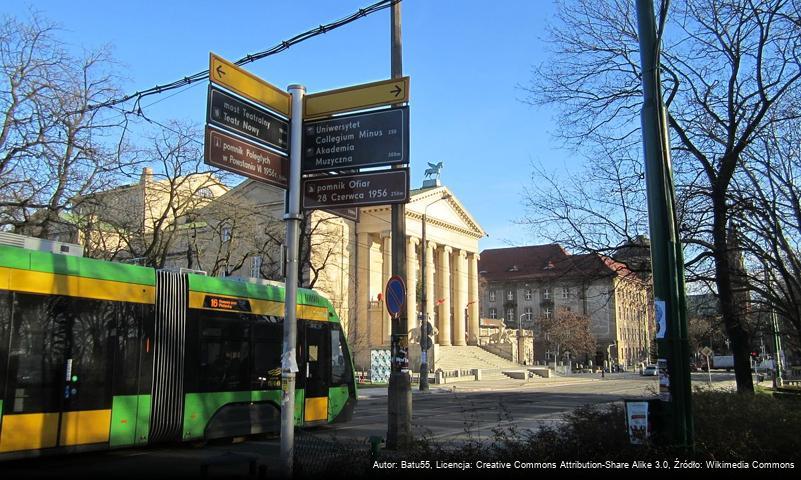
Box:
(351, 185, 485, 369)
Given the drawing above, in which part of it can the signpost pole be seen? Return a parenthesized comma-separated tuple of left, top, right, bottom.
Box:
(280, 84, 305, 478)
(387, 0, 412, 450)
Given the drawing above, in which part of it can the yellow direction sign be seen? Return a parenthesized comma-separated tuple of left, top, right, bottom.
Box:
(304, 76, 409, 119)
(209, 53, 290, 117)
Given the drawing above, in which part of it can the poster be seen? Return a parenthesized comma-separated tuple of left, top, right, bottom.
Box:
(625, 401, 650, 444)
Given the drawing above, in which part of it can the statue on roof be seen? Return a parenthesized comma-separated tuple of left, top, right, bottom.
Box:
(423, 162, 444, 188)
(424, 162, 443, 180)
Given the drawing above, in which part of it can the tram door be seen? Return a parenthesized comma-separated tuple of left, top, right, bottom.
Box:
(0, 294, 114, 453)
(303, 321, 330, 423)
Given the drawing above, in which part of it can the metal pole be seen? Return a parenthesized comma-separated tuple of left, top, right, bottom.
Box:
(636, 0, 693, 449)
(387, 0, 412, 450)
(771, 307, 784, 388)
(279, 84, 305, 478)
(419, 214, 429, 391)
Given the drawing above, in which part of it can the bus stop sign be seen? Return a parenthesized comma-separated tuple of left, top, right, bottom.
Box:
(385, 275, 406, 317)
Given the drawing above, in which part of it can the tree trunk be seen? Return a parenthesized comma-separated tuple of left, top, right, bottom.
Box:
(712, 193, 753, 393)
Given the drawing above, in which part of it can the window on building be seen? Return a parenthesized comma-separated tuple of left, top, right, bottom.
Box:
(543, 288, 550, 300)
(562, 287, 569, 299)
(507, 290, 514, 301)
(544, 307, 552, 319)
(221, 225, 232, 243)
(250, 255, 262, 278)
(489, 291, 496, 302)
(489, 308, 497, 319)
(524, 307, 533, 326)
(506, 308, 514, 321)
(525, 289, 532, 300)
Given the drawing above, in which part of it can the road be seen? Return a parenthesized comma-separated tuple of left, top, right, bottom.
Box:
(0, 372, 736, 478)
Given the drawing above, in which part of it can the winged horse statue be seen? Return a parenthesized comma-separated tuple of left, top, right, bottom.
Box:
(424, 162, 443, 179)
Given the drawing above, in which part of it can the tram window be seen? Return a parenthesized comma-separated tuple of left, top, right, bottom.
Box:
(197, 315, 250, 392)
(68, 299, 115, 410)
(331, 328, 348, 385)
(253, 320, 281, 390)
(0, 291, 10, 404)
(113, 302, 145, 396)
(5, 294, 64, 413)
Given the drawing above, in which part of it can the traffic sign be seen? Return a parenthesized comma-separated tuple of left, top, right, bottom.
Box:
(385, 275, 406, 317)
(302, 107, 409, 173)
(304, 76, 409, 118)
(301, 169, 409, 210)
(205, 127, 288, 189)
(208, 86, 288, 153)
(209, 53, 290, 117)
(701, 346, 713, 357)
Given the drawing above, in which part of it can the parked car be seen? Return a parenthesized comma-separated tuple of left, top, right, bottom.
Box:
(642, 364, 658, 376)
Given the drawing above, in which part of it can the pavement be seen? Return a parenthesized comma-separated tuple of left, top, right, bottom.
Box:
(357, 372, 608, 399)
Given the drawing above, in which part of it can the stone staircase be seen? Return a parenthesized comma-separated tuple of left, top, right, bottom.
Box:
(435, 345, 529, 380)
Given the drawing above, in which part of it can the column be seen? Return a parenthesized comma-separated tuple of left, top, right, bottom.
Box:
(425, 241, 437, 332)
(357, 232, 371, 348)
(468, 253, 480, 345)
(453, 249, 467, 346)
(381, 232, 392, 344)
(438, 246, 452, 346)
(406, 237, 418, 333)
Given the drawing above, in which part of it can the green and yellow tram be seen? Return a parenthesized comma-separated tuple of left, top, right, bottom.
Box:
(0, 242, 356, 459)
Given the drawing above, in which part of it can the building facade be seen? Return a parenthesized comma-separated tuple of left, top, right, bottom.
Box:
(479, 245, 652, 368)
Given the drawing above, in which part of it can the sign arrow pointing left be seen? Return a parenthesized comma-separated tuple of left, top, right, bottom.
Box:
(216, 65, 226, 79)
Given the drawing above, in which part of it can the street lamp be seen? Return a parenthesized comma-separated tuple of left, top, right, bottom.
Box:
(518, 312, 532, 364)
(420, 192, 452, 391)
(607, 343, 616, 372)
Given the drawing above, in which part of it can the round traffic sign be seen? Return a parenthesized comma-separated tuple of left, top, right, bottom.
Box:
(385, 275, 406, 317)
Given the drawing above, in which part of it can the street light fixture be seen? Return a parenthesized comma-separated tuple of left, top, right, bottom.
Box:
(607, 343, 616, 372)
(518, 312, 532, 364)
(419, 192, 452, 391)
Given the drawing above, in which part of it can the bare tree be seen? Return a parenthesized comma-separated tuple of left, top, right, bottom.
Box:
(0, 13, 133, 235)
(75, 123, 227, 268)
(537, 307, 597, 364)
(523, 0, 801, 393)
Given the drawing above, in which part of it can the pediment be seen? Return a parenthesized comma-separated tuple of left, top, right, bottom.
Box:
(406, 187, 485, 239)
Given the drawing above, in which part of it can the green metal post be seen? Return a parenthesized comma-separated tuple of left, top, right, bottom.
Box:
(636, 0, 693, 449)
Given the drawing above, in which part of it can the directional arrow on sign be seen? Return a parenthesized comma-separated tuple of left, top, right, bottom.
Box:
(304, 76, 410, 118)
(209, 53, 290, 117)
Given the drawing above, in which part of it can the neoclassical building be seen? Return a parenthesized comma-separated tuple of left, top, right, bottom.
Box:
(352, 185, 485, 367)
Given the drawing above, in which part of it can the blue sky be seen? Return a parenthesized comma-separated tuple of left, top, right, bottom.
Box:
(2, 0, 570, 250)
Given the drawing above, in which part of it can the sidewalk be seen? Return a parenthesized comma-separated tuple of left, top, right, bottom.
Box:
(357, 373, 603, 399)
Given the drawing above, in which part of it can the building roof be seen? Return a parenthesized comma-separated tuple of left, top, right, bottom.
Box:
(479, 244, 632, 283)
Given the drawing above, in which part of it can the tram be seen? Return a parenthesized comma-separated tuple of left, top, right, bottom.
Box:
(0, 240, 356, 458)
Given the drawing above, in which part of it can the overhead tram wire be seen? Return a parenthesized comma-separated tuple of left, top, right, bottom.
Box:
(75, 0, 401, 117)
